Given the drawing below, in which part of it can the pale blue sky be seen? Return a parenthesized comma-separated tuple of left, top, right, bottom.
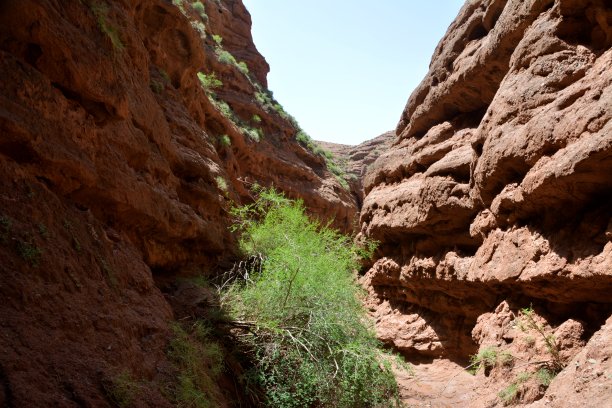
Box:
(243, 1, 465, 145)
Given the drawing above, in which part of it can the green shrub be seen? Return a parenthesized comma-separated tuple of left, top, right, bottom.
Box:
(237, 61, 249, 75)
(241, 126, 262, 142)
(515, 306, 564, 371)
(210, 97, 233, 119)
(255, 90, 273, 109)
(192, 1, 205, 16)
(294, 132, 349, 189)
(197, 72, 223, 90)
(191, 20, 206, 36)
(498, 383, 518, 406)
(172, 0, 187, 15)
(37, 223, 49, 239)
(498, 371, 530, 406)
(150, 80, 163, 94)
(212, 34, 223, 46)
(104, 371, 141, 408)
(219, 134, 231, 147)
(159, 69, 171, 84)
(468, 346, 513, 374)
(215, 176, 228, 192)
(295, 131, 311, 146)
(90, 2, 124, 51)
(225, 188, 401, 407)
(207, 94, 263, 143)
(17, 240, 41, 266)
(216, 49, 236, 66)
(251, 114, 261, 123)
(167, 323, 225, 408)
(536, 367, 555, 386)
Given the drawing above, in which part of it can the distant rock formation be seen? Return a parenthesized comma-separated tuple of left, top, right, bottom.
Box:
(318, 130, 394, 207)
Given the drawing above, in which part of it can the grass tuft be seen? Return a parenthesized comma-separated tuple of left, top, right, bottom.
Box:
(468, 346, 513, 374)
(104, 371, 141, 408)
(167, 323, 225, 408)
(90, 2, 124, 51)
(17, 239, 42, 267)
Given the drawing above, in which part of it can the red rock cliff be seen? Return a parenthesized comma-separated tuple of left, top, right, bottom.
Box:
(360, 0, 611, 405)
(0, 0, 356, 405)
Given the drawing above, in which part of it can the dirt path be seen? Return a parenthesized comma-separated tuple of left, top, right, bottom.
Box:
(395, 359, 492, 407)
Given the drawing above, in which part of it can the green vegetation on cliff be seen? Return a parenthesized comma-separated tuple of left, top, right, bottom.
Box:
(223, 188, 400, 407)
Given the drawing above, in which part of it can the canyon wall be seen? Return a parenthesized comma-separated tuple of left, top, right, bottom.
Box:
(360, 0, 611, 405)
(0, 0, 357, 405)
(318, 130, 394, 207)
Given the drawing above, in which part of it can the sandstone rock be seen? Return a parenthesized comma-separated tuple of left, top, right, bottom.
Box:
(528, 316, 612, 407)
(317, 130, 394, 206)
(0, 0, 358, 405)
(361, 0, 612, 405)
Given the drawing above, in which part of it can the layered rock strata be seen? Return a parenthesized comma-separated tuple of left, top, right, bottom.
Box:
(360, 0, 612, 405)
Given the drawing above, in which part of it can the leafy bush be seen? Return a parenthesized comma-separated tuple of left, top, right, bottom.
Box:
(219, 134, 231, 147)
(212, 34, 223, 46)
(241, 126, 262, 142)
(295, 131, 311, 146)
(210, 97, 233, 119)
(197, 72, 223, 90)
(192, 1, 206, 17)
(216, 49, 236, 65)
(191, 20, 206, 36)
(225, 188, 401, 407)
(0, 215, 11, 244)
(150, 80, 163, 94)
(251, 114, 261, 123)
(207, 94, 263, 143)
(237, 61, 249, 75)
(215, 176, 228, 192)
(294, 132, 349, 189)
(498, 371, 530, 406)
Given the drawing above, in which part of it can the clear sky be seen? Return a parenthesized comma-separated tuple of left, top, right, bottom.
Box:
(242, 0, 465, 145)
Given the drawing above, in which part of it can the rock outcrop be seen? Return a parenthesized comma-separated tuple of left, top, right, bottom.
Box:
(318, 130, 395, 207)
(360, 0, 612, 405)
(0, 0, 357, 405)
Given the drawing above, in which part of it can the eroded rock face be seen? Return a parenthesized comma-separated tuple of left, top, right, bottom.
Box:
(361, 0, 611, 405)
(0, 0, 356, 405)
(318, 130, 395, 207)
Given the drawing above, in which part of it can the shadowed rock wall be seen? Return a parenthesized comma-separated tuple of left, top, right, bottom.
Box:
(0, 0, 357, 405)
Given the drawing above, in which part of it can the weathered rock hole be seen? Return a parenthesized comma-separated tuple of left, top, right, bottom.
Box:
(52, 83, 112, 125)
(24, 43, 42, 67)
(466, 23, 487, 42)
(557, 4, 612, 50)
(0, 141, 38, 164)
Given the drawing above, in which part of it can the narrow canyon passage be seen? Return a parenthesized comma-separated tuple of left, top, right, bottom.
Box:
(0, 0, 610, 407)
